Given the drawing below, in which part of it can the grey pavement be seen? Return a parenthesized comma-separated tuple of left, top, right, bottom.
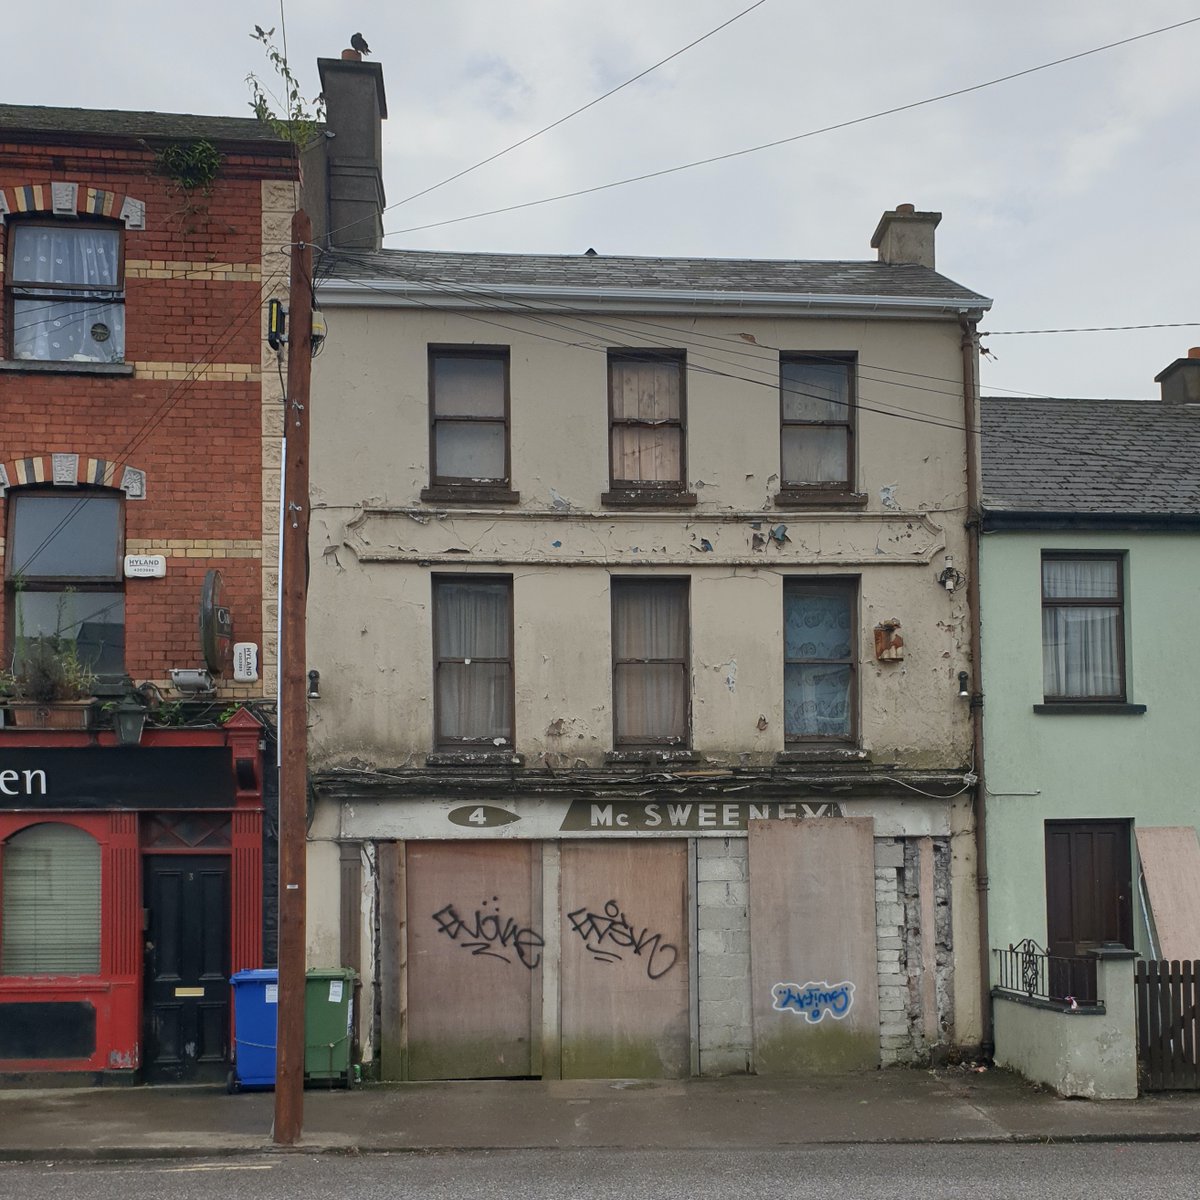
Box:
(0, 1068, 1197, 1161)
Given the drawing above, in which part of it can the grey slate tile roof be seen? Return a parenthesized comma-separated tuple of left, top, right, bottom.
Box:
(322, 247, 990, 306)
(981, 396, 1200, 516)
(0, 104, 288, 145)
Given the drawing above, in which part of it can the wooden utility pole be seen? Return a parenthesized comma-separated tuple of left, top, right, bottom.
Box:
(274, 209, 313, 1145)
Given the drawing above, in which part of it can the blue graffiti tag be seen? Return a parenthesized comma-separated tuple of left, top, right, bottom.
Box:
(771, 980, 855, 1024)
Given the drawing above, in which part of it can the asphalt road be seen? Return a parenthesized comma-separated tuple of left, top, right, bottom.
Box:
(3, 1144, 1199, 1200)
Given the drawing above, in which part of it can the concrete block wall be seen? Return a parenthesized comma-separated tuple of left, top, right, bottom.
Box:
(696, 837, 753, 1075)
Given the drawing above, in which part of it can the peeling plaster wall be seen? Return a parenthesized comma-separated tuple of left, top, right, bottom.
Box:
(307, 308, 972, 771)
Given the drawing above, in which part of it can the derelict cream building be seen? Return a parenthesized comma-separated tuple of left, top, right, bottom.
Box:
(305, 206, 991, 1079)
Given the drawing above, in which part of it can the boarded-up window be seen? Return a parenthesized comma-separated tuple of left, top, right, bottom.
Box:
(2, 823, 101, 975)
(609, 354, 685, 487)
(784, 579, 856, 740)
(612, 578, 689, 745)
(429, 349, 509, 484)
(1041, 555, 1125, 701)
(433, 576, 514, 747)
(780, 356, 853, 491)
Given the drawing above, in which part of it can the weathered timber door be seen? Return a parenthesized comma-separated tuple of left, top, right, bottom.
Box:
(748, 817, 880, 1073)
(406, 840, 541, 1079)
(560, 839, 690, 1078)
(1045, 820, 1132, 1002)
(143, 855, 230, 1083)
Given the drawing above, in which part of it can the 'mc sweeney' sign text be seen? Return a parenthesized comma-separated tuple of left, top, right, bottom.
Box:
(559, 800, 841, 832)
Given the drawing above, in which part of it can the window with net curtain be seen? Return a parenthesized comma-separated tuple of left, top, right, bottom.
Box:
(608, 353, 685, 488)
(1041, 555, 1125, 701)
(429, 349, 510, 486)
(8, 221, 125, 362)
(780, 356, 853, 492)
(1, 823, 102, 975)
(612, 578, 690, 745)
(784, 579, 856, 740)
(433, 576, 513, 747)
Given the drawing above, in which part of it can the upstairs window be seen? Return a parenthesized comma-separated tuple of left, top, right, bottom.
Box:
(6, 489, 125, 676)
(7, 221, 125, 362)
(606, 352, 692, 501)
(426, 348, 512, 496)
(1041, 555, 1125, 702)
(1, 823, 102, 976)
(611, 578, 690, 746)
(432, 576, 514, 748)
(784, 579, 857, 741)
(779, 355, 854, 496)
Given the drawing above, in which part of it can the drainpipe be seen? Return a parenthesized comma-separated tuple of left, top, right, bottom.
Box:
(960, 314, 993, 1060)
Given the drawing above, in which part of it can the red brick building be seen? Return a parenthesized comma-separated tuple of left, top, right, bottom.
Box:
(0, 104, 299, 1083)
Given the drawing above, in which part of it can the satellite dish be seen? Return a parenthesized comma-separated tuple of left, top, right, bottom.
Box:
(200, 569, 234, 676)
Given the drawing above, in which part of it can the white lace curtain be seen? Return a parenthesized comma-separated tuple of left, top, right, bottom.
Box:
(1042, 559, 1121, 698)
(434, 581, 512, 742)
(613, 581, 688, 741)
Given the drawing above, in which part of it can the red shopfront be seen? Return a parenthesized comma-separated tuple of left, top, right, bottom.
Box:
(0, 710, 265, 1084)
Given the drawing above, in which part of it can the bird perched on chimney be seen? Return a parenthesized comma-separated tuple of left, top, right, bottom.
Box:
(350, 32, 371, 56)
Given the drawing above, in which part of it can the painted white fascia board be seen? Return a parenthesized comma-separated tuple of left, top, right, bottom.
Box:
(317, 277, 992, 317)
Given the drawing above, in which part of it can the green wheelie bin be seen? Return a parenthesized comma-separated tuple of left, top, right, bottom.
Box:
(304, 967, 357, 1087)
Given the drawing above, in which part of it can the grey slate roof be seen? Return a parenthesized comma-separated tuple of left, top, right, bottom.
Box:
(0, 104, 287, 145)
(981, 397, 1200, 516)
(322, 247, 990, 306)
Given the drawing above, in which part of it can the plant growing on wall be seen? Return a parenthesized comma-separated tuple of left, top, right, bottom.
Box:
(4, 634, 96, 703)
(246, 24, 326, 150)
(156, 140, 222, 193)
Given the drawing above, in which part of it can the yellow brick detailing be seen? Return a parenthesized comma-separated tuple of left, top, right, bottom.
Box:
(133, 361, 261, 382)
(124, 259, 262, 282)
(124, 539, 263, 559)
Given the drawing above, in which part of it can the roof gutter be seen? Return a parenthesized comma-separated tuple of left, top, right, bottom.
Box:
(316, 276, 991, 319)
(982, 509, 1200, 533)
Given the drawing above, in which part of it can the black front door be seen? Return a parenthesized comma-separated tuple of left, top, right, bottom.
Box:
(143, 854, 231, 1083)
(1045, 820, 1132, 1003)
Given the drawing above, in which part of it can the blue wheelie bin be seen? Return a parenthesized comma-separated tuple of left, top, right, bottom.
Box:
(228, 968, 278, 1092)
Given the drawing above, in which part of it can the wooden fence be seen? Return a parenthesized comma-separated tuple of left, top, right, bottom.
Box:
(1136, 960, 1200, 1091)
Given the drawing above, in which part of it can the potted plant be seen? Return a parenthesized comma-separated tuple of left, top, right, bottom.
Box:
(2, 633, 97, 729)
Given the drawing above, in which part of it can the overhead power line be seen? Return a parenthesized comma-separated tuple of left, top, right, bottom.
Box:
(983, 322, 1200, 336)
(380, 15, 1200, 239)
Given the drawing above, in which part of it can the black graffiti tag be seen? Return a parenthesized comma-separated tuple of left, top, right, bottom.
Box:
(566, 898, 679, 980)
(432, 898, 544, 969)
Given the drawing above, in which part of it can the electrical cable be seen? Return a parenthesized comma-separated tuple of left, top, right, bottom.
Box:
(376, 16, 1200, 240)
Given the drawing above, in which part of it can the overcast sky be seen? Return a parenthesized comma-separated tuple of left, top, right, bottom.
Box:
(8, 1, 1198, 399)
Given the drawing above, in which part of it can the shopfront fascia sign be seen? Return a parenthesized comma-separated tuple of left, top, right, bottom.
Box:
(0, 747, 236, 810)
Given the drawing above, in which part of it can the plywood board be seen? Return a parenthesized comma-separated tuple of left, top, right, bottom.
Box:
(405, 840, 540, 1079)
(749, 816, 880, 1072)
(1136, 826, 1200, 961)
(560, 839, 690, 1078)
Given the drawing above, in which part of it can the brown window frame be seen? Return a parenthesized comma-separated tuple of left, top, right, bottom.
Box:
(422, 345, 517, 504)
(4, 486, 126, 678)
(775, 353, 858, 505)
(431, 573, 515, 750)
(1040, 552, 1126, 704)
(783, 577, 858, 744)
(610, 576, 691, 748)
(603, 350, 696, 507)
(5, 218, 127, 363)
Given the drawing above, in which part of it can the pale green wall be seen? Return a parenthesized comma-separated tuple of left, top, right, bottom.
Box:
(980, 529, 1200, 965)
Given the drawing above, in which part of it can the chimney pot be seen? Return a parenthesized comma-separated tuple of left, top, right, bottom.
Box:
(341, 49, 362, 62)
(1154, 351, 1200, 404)
(870, 205, 942, 269)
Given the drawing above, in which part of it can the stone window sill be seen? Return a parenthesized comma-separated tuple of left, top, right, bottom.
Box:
(426, 750, 524, 767)
(605, 748, 700, 766)
(420, 485, 520, 505)
(601, 489, 698, 508)
(777, 747, 869, 765)
(773, 490, 868, 509)
(0, 359, 134, 377)
(1032, 703, 1146, 716)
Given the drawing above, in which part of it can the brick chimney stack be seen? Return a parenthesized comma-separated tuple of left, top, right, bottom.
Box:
(314, 51, 388, 251)
(1155, 347, 1200, 404)
(871, 203, 942, 270)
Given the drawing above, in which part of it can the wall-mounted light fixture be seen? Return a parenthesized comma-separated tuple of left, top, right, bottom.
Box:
(958, 671, 971, 699)
(937, 554, 966, 593)
(112, 688, 148, 747)
(307, 669, 321, 700)
(170, 668, 215, 695)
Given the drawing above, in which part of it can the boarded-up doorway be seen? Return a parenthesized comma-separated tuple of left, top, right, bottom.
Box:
(560, 840, 690, 1078)
(406, 840, 542, 1079)
(748, 816, 879, 1072)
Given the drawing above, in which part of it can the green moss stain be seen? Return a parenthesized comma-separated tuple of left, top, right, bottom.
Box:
(561, 1033, 689, 1080)
(407, 1036, 532, 1081)
(754, 1024, 878, 1074)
